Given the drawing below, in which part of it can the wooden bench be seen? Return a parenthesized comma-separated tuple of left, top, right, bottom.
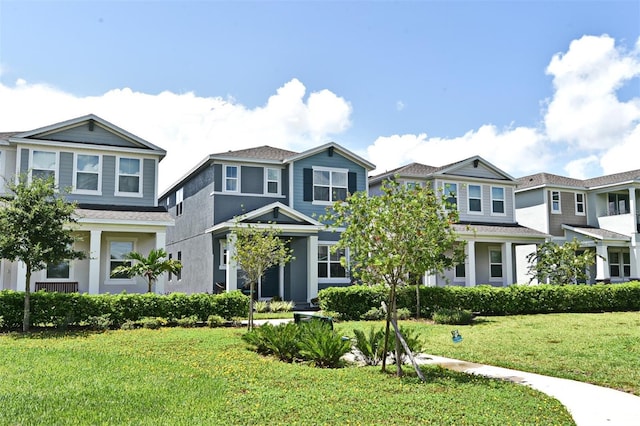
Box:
(35, 282, 79, 293)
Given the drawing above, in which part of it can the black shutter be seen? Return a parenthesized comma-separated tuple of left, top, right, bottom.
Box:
(303, 168, 313, 201)
(348, 172, 357, 194)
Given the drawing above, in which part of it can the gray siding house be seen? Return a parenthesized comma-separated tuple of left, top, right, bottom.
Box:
(0, 115, 173, 294)
(516, 170, 640, 283)
(159, 143, 375, 306)
(369, 156, 548, 286)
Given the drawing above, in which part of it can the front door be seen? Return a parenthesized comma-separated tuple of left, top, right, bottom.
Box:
(260, 265, 280, 300)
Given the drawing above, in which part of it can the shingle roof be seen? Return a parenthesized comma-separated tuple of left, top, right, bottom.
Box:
(75, 208, 173, 223)
(562, 225, 631, 241)
(210, 145, 298, 161)
(517, 169, 640, 191)
(453, 222, 548, 237)
(369, 162, 438, 183)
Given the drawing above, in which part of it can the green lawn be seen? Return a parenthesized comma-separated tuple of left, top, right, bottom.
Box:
(339, 311, 640, 395)
(0, 322, 574, 425)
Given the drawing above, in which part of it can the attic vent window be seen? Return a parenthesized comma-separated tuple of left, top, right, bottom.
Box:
(88, 121, 94, 131)
(473, 159, 479, 168)
(328, 147, 334, 157)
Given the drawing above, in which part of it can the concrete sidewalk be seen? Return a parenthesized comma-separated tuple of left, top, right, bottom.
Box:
(415, 354, 640, 426)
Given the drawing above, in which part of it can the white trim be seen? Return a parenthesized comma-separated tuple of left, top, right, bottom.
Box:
(264, 167, 281, 195)
(219, 239, 228, 270)
(491, 185, 506, 216)
(550, 190, 562, 214)
(223, 164, 240, 193)
(72, 152, 102, 195)
(176, 187, 184, 216)
(443, 181, 458, 210)
(311, 166, 349, 205)
(115, 156, 143, 198)
(488, 246, 503, 282)
(317, 241, 350, 284)
(468, 184, 483, 214)
(105, 237, 137, 285)
(211, 191, 286, 199)
(29, 148, 59, 185)
(575, 192, 586, 216)
(45, 259, 73, 281)
(284, 142, 375, 170)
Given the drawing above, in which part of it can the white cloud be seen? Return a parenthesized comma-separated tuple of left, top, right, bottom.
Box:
(564, 155, 600, 179)
(0, 78, 352, 192)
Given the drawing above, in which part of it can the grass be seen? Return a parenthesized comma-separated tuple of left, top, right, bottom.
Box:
(0, 325, 573, 425)
(339, 311, 640, 395)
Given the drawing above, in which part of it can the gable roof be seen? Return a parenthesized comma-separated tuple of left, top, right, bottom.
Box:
(210, 145, 297, 162)
(284, 142, 376, 170)
(517, 169, 640, 192)
(8, 114, 166, 158)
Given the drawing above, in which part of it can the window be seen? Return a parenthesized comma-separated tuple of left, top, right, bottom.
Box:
(443, 182, 457, 209)
(46, 261, 70, 279)
(609, 250, 630, 278)
(219, 240, 229, 269)
(224, 165, 239, 192)
(109, 241, 134, 279)
(313, 168, 347, 202)
(318, 244, 347, 279)
(266, 168, 280, 194)
(454, 263, 466, 279)
(406, 181, 421, 189)
(177, 251, 182, 280)
(117, 157, 141, 195)
(31, 150, 57, 181)
(575, 193, 585, 216)
(168, 253, 173, 281)
(491, 186, 505, 215)
(608, 193, 629, 215)
(74, 154, 101, 193)
(176, 188, 184, 216)
(468, 185, 482, 213)
(551, 191, 561, 214)
(489, 248, 503, 280)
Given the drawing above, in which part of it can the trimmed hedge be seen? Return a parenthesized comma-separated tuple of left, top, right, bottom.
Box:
(318, 282, 640, 319)
(0, 290, 249, 330)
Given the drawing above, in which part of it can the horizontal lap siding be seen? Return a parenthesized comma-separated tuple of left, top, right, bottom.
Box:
(44, 123, 140, 148)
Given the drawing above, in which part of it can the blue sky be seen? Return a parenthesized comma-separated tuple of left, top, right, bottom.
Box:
(1, 1, 639, 192)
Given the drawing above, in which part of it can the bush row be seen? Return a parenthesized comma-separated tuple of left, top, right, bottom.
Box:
(319, 282, 640, 319)
(0, 290, 249, 330)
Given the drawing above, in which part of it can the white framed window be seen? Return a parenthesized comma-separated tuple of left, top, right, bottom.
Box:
(46, 261, 70, 280)
(608, 193, 629, 215)
(551, 191, 561, 214)
(116, 157, 142, 196)
(468, 184, 482, 213)
(454, 263, 466, 280)
(491, 186, 505, 215)
(313, 167, 348, 203)
(443, 182, 457, 209)
(265, 168, 280, 195)
(176, 188, 184, 216)
(31, 150, 57, 183)
(317, 243, 348, 281)
(219, 240, 229, 270)
(575, 193, 586, 216)
(168, 253, 174, 281)
(609, 250, 630, 278)
(177, 251, 182, 281)
(489, 247, 503, 280)
(73, 153, 101, 194)
(107, 239, 135, 283)
(224, 165, 239, 192)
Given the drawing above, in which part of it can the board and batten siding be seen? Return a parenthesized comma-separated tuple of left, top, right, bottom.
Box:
(548, 190, 587, 236)
(436, 178, 517, 224)
(292, 150, 367, 219)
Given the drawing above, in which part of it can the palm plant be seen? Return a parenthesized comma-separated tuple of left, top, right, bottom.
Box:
(111, 248, 182, 293)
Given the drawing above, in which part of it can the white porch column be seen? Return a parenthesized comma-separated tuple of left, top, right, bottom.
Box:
(88, 230, 102, 294)
(629, 188, 637, 233)
(504, 242, 513, 286)
(226, 233, 238, 291)
(16, 261, 26, 292)
(465, 241, 476, 287)
(279, 264, 285, 299)
(155, 232, 166, 294)
(307, 235, 318, 302)
(595, 243, 610, 282)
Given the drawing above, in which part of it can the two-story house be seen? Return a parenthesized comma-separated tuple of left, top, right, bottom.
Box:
(369, 157, 548, 286)
(0, 115, 173, 294)
(515, 170, 640, 283)
(159, 143, 374, 306)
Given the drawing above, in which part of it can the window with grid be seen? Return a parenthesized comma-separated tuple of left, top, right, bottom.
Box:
(32, 150, 57, 181)
(491, 186, 505, 214)
(75, 154, 100, 192)
(109, 241, 133, 279)
(224, 165, 238, 192)
(317, 244, 346, 279)
(575, 193, 585, 215)
(551, 191, 561, 213)
(444, 182, 457, 209)
(266, 168, 280, 194)
(489, 248, 503, 279)
(468, 185, 482, 213)
(176, 188, 184, 216)
(313, 169, 347, 202)
(117, 157, 141, 194)
(609, 250, 630, 278)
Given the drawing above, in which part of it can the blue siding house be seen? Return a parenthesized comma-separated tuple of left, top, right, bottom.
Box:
(159, 143, 375, 306)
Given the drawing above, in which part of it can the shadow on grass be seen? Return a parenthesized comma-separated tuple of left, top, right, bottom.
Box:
(395, 365, 501, 386)
(5, 327, 107, 340)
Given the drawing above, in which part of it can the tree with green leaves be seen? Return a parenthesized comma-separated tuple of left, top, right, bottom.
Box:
(526, 238, 599, 284)
(231, 223, 293, 330)
(320, 179, 465, 376)
(0, 175, 86, 332)
(111, 248, 182, 293)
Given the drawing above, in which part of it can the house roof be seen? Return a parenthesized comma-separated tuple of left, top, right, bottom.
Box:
(517, 169, 640, 191)
(210, 145, 297, 161)
(453, 222, 549, 239)
(284, 142, 376, 171)
(562, 225, 631, 241)
(74, 207, 174, 225)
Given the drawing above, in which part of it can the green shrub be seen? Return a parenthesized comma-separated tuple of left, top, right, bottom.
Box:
(318, 285, 388, 320)
(253, 301, 269, 313)
(269, 300, 294, 313)
(396, 307, 412, 320)
(389, 326, 423, 365)
(211, 291, 250, 320)
(176, 315, 199, 328)
(297, 321, 351, 368)
(139, 317, 167, 330)
(360, 307, 385, 320)
(120, 320, 138, 330)
(319, 310, 343, 322)
(352, 326, 386, 366)
(86, 314, 113, 331)
(242, 323, 301, 362)
(206, 315, 226, 328)
(432, 308, 474, 325)
(0, 316, 4, 329)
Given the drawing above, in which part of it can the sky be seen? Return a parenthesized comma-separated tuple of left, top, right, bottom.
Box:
(0, 0, 639, 193)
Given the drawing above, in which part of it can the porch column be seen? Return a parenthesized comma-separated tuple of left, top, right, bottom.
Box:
(225, 233, 238, 291)
(504, 242, 513, 286)
(155, 232, 166, 294)
(279, 264, 285, 300)
(16, 261, 26, 292)
(465, 241, 476, 287)
(595, 243, 610, 282)
(307, 235, 318, 302)
(629, 188, 637, 232)
(88, 230, 102, 294)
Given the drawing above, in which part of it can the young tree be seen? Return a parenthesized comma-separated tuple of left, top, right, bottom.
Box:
(231, 223, 293, 330)
(321, 179, 465, 376)
(0, 175, 86, 332)
(111, 248, 182, 293)
(527, 238, 598, 284)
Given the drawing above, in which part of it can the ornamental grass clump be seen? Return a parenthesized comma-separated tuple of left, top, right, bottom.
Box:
(432, 308, 474, 325)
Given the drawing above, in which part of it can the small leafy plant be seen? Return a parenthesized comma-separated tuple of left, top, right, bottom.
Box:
(432, 308, 474, 325)
(269, 300, 294, 312)
(352, 326, 386, 366)
(207, 315, 226, 328)
(176, 315, 199, 328)
(297, 321, 351, 368)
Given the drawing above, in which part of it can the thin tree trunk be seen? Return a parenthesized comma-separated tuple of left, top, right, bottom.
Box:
(382, 290, 392, 373)
(415, 282, 421, 320)
(392, 288, 403, 377)
(23, 266, 31, 332)
(248, 281, 255, 331)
